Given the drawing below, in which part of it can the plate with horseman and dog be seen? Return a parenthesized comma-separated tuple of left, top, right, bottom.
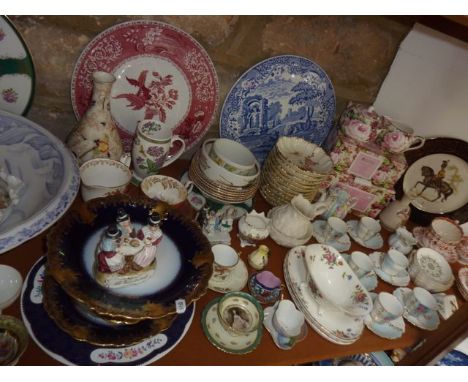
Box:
(403, 152, 468, 214)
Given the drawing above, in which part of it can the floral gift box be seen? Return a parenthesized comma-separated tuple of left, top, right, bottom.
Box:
(334, 173, 396, 218)
(331, 133, 407, 189)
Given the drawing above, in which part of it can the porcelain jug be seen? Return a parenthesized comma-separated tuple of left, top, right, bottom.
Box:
(67, 71, 123, 165)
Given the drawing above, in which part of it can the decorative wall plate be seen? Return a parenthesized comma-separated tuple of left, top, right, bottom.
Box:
(220, 55, 336, 164)
(0, 17, 35, 115)
(71, 20, 218, 151)
(403, 153, 468, 214)
(0, 110, 79, 254)
(21, 257, 195, 365)
(47, 194, 212, 321)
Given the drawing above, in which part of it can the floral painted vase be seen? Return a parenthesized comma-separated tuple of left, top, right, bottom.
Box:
(67, 71, 123, 165)
(379, 194, 412, 232)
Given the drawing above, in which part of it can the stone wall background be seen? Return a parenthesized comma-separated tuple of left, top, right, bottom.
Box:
(9, 15, 416, 149)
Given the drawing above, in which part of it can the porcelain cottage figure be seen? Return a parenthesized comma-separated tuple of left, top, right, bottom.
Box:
(94, 210, 163, 288)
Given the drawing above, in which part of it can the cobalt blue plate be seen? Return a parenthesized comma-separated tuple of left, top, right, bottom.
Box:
(220, 55, 336, 165)
(21, 257, 195, 365)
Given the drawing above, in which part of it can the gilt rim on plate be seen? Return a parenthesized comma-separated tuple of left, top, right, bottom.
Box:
(46, 194, 213, 321)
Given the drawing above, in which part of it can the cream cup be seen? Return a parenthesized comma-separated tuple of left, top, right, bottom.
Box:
(357, 216, 381, 242)
(209, 138, 257, 176)
(323, 217, 348, 242)
(349, 251, 374, 278)
(272, 299, 305, 338)
(381, 249, 409, 276)
(370, 292, 403, 323)
(211, 244, 239, 281)
(406, 287, 437, 317)
(140, 175, 194, 206)
(79, 158, 132, 202)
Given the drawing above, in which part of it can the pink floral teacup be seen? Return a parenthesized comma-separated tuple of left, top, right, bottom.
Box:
(131, 119, 185, 179)
(381, 120, 425, 154)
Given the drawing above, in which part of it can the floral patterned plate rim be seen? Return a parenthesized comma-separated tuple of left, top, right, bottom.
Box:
(393, 287, 440, 331)
(0, 110, 80, 254)
(71, 19, 219, 152)
(347, 220, 384, 250)
(0, 16, 35, 116)
(220, 55, 336, 165)
(21, 256, 195, 365)
(364, 293, 405, 340)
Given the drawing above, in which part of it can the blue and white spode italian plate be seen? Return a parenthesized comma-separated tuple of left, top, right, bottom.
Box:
(0, 110, 80, 254)
(220, 55, 336, 164)
(21, 257, 195, 365)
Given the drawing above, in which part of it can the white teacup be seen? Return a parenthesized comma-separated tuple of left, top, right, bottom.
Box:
(80, 158, 132, 202)
(349, 251, 374, 278)
(406, 287, 437, 317)
(211, 244, 239, 281)
(323, 217, 348, 242)
(430, 217, 463, 245)
(370, 292, 403, 323)
(140, 175, 194, 206)
(381, 249, 409, 276)
(357, 216, 381, 242)
(272, 299, 305, 338)
(209, 138, 257, 176)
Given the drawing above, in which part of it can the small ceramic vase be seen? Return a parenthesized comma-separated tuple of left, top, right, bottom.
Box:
(248, 271, 282, 305)
(67, 71, 123, 165)
(248, 245, 270, 270)
(379, 194, 412, 232)
(132, 119, 186, 179)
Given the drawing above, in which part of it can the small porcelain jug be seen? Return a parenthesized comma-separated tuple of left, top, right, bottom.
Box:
(379, 194, 412, 232)
(67, 71, 123, 165)
(132, 119, 185, 179)
(271, 194, 328, 238)
(248, 245, 270, 270)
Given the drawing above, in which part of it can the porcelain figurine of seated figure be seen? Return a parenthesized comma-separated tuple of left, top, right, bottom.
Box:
(94, 209, 163, 289)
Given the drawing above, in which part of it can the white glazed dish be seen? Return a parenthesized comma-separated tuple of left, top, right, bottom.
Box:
(200, 139, 260, 187)
(79, 158, 132, 202)
(284, 246, 363, 345)
(304, 244, 373, 318)
(0, 110, 80, 254)
(408, 248, 454, 293)
(0, 264, 22, 311)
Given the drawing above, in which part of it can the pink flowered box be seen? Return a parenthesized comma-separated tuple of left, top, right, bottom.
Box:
(330, 134, 407, 189)
(334, 173, 395, 218)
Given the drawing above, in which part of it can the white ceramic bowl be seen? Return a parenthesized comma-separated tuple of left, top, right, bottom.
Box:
(79, 158, 132, 202)
(408, 247, 454, 292)
(209, 138, 257, 176)
(0, 265, 22, 311)
(304, 244, 373, 318)
(140, 175, 193, 206)
(199, 139, 260, 187)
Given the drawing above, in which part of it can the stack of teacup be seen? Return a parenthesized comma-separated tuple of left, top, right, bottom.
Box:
(189, 138, 260, 204)
(260, 137, 334, 206)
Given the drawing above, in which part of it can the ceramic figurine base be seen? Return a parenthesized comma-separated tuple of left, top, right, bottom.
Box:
(95, 261, 156, 289)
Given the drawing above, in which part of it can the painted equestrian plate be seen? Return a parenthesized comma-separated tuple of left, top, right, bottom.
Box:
(21, 257, 195, 365)
(71, 20, 218, 151)
(220, 55, 336, 164)
(0, 17, 35, 115)
(403, 153, 468, 214)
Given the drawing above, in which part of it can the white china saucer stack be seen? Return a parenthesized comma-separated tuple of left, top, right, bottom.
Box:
(283, 245, 373, 345)
(260, 137, 334, 206)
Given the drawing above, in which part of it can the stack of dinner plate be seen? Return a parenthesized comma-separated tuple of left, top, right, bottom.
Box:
(260, 137, 334, 206)
(188, 138, 260, 204)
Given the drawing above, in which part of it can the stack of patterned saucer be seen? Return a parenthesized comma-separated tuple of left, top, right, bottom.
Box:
(260, 137, 334, 206)
(21, 195, 213, 364)
(457, 268, 468, 301)
(188, 139, 260, 204)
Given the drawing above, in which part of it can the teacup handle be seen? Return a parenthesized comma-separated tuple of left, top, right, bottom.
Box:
(405, 136, 425, 152)
(119, 152, 132, 168)
(182, 180, 194, 193)
(162, 135, 186, 168)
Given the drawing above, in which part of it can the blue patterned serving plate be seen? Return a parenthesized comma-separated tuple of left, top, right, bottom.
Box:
(0, 110, 80, 254)
(220, 55, 336, 164)
(316, 351, 394, 366)
(21, 257, 195, 365)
